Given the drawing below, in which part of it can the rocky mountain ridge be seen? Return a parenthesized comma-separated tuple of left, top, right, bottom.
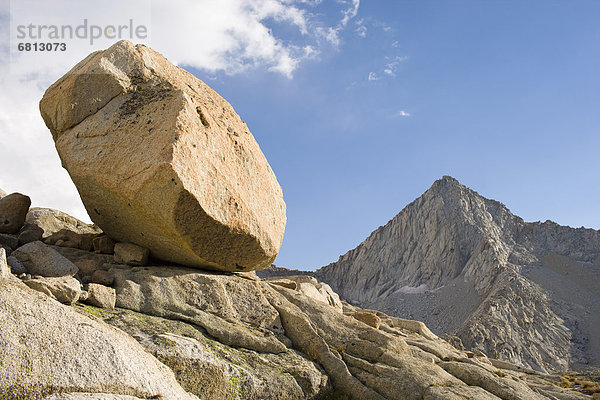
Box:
(315, 176, 600, 373)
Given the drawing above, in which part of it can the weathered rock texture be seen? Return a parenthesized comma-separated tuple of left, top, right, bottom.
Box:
(316, 176, 600, 373)
(0, 279, 197, 400)
(39, 40, 286, 272)
(2, 233, 594, 399)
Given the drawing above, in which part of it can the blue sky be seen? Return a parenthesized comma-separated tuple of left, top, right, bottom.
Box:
(1, 0, 599, 270)
(192, 1, 600, 269)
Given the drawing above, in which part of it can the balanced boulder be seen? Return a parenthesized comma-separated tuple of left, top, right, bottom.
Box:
(40, 40, 286, 272)
(0, 192, 31, 234)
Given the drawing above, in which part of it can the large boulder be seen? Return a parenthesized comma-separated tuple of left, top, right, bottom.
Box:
(0, 193, 31, 234)
(39, 40, 286, 272)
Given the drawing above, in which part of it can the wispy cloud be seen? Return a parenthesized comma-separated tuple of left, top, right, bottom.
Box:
(340, 0, 360, 27)
(368, 72, 380, 81)
(383, 55, 408, 77)
(316, 0, 361, 46)
(355, 18, 367, 38)
(394, 110, 411, 117)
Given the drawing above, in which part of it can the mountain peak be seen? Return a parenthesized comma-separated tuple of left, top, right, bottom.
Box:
(316, 176, 600, 373)
(427, 175, 467, 195)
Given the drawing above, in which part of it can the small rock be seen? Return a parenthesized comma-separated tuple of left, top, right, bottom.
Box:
(45, 229, 79, 248)
(93, 235, 115, 254)
(6, 256, 27, 275)
(11, 241, 79, 277)
(352, 311, 381, 329)
(0, 193, 31, 234)
(474, 349, 487, 358)
(85, 283, 116, 309)
(24, 276, 82, 304)
(0, 233, 19, 250)
(79, 290, 89, 302)
(91, 269, 114, 286)
(78, 234, 94, 252)
(266, 278, 297, 290)
(235, 271, 260, 281)
(0, 248, 11, 279)
(74, 259, 102, 279)
(18, 273, 30, 280)
(114, 242, 149, 266)
(18, 223, 44, 246)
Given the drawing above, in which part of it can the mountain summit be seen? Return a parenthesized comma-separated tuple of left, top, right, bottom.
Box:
(316, 176, 600, 372)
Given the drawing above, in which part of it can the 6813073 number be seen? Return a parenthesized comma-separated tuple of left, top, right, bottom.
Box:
(17, 42, 66, 51)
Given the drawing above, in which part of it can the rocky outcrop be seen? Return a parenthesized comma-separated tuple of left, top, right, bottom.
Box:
(83, 305, 331, 400)
(0, 279, 197, 400)
(316, 176, 600, 373)
(1, 222, 594, 399)
(263, 275, 343, 312)
(39, 40, 286, 272)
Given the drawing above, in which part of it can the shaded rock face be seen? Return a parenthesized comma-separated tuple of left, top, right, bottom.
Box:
(316, 176, 600, 373)
(39, 40, 286, 272)
(0, 193, 31, 234)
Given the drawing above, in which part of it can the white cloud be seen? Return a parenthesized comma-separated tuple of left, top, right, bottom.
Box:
(316, 0, 361, 46)
(394, 110, 411, 117)
(152, 0, 313, 79)
(0, 0, 360, 222)
(392, 40, 399, 47)
(355, 18, 367, 38)
(340, 0, 360, 27)
(368, 72, 379, 81)
(380, 55, 408, 77)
